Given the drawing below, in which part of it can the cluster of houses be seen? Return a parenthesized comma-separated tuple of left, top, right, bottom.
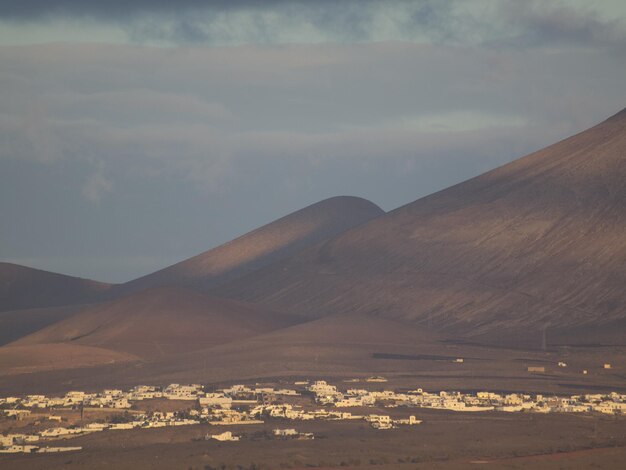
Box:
(0, 433, 82, 454)
(202, 383, 420, 429)
(206, 428, 314, 442)
(0, 412, 202, 454)
(2, 379, 625, 455)
(304, 381, 626, 415)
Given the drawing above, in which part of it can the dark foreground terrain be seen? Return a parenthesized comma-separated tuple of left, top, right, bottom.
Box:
(2, 407, 625, 469)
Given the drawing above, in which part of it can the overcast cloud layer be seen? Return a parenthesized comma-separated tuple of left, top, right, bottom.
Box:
(1, 0, 625, 282)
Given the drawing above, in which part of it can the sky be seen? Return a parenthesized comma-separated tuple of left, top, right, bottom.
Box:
(1, 0, 626, 283)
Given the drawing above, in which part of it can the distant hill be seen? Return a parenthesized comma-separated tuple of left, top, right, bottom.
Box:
(0, 343, 136, 376)
(0, 262, 111, 312)
(112, 196, 384, 297)
(218, 108, 626, 345)
(0, 305, 84, 346)
(12, 286, 300, 358)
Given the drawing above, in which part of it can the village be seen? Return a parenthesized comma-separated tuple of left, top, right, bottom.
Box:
(2, 378, 625, 454)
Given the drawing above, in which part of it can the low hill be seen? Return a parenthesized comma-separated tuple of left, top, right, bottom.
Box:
(0, 305, 84, 346)
(0, 262, 111, 312)
(1, 310, 626, 396)
(112, 196, 384, 296)
(113, 313, 458, 385)
(0, 343, 136, 376)
(218, 108, 626, 345)
(11, 286, 300, 358)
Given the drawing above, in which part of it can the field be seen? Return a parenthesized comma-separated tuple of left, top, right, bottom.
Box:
(2, 406, 625, 469)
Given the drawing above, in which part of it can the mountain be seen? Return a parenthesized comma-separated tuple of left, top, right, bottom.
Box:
(111, 196, 384, 297)
(0, 262, 111, 312)
(218, 108, 626, 345)
(11, 286, 300, 358)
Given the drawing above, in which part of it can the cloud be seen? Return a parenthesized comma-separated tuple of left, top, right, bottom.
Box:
(0, 1, 263, 20)
(120, 2, 457, 46)
(1, 41, 623, 188)
(1, 0, 625, 54)
(82, 164, 113, 203)
(495, 0, 626, 52)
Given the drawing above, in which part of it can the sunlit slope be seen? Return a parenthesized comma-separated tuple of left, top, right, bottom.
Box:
(0, 343, 137, 376)
(219, 109, 626, 340)
(113, 196, 384, 296)
(0, 262, 111, 312)
(133, 313, 453, 383)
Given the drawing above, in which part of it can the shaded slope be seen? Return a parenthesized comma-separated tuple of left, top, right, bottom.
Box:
(0, 262, 111, 312)
(0, 304, 84, 346)
(12, 286, 300, 358)
(112, 196, 384, 296)
(218, 108, 626, 342)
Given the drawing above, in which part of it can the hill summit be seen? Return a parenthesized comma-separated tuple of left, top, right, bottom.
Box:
(0, 263, 111, 312)
(218, 108, 626, 344)
(113, 196, 384, 296)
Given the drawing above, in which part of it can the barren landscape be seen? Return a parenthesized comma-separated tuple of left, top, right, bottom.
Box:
(1, 105, 626, 467)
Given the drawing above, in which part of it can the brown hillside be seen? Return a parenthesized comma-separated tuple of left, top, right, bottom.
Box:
(112, 196, 384, 296)
(0, 343, 136, 376)
(120, 313, 460, 384)
(218, 108, 626, 344)
(6, 312, 624, 397)
(0, 262, 111, 312)
(12, 286, 300, 358)
(0, 304, 84, 346)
